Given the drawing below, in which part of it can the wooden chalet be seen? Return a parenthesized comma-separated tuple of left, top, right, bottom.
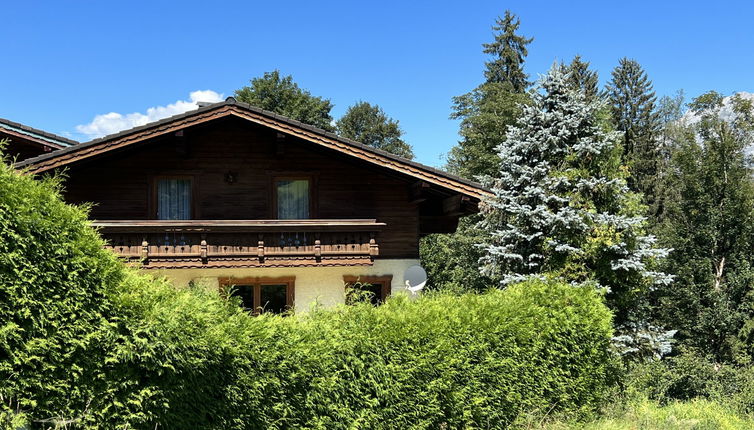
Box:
(16, 98, 487, 313)
(1, 117, 76, 161)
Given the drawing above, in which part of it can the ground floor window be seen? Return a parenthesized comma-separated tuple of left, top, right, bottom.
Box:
(344, 275, 393, 305)
(220, 276, 295, 315)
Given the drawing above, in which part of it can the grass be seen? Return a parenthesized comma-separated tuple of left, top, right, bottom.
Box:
(518, 398, 754, 430)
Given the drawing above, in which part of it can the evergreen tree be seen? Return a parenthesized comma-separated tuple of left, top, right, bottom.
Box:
(564, 55, 599, 102)
(482, 10, 533, 92)
(654, 92, 754, 361)
(423, 11, 531, 292)
(480, 64, 670, 326)
(446, 10, 532, 180)
(336, 102, 414, 159)
(606, 59, 661, 205)
(235, 70, 335, 131)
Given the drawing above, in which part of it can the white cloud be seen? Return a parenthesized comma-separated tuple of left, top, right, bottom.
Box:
(75, 90, 224, 140)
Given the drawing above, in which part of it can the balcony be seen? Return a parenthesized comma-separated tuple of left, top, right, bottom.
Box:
(91, 219, 385, 269)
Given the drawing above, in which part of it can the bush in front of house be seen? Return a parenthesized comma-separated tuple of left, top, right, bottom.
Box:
(0, 151, 616, 428)
(0, 150, 124, 426)
(245, 278, 616, 429)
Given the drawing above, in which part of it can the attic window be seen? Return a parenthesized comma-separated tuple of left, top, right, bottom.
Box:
(274, 177, 311, 219)
(156, 177, 192, 220)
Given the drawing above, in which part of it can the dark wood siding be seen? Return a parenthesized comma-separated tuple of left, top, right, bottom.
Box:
(63, 118, 421, 258)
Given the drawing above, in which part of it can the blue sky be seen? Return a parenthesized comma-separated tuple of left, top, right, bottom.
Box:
(2, 1, 753, 167)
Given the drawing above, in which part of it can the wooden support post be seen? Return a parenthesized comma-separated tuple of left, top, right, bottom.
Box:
(174, 130, 189, 157)
(275, 132, 286, 156)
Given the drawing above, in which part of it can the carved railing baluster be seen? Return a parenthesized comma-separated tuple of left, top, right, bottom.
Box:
(200, 233, 208, 264)
(258, 233, 265, 263)
(95, 220, 382, 268)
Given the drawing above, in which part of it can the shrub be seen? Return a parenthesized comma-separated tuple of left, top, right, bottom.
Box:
(534, 398, 754, 430)
(626, 350, 754, 416)
(0, 154, 124, 425)
(233, 279, 616, 429)
(0, 153, 616, 428)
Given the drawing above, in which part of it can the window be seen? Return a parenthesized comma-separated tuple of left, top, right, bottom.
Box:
(274, 178, 310, 219)
(156, 177, 192, 220)
(344, 275, 393, 305)
(220, 277, 295, 315)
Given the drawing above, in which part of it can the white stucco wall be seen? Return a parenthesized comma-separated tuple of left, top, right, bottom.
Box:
(148, 259, 420, 312)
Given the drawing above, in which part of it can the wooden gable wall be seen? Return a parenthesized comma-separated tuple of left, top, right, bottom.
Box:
(62, 117, 422, 259)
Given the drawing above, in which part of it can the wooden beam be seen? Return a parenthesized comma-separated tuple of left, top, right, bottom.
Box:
(276, 132, 286, 156)
(419, 216, 460, 234)
(442, 194, 468, 217)
(409, 181, 430, 204)
(174, 130, 189, 157)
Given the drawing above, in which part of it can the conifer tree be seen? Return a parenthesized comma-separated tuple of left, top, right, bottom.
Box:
(480, 64, 671, 326)
(423, 11, 532, 292)
(481, 11, 533, 92)
(564, 55, 599, 102)
(336, 102, 414, 159)
(605, 59, 661, 204)
(446, 10, 532, 180)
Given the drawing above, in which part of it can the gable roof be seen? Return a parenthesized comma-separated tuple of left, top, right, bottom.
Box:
(16, 98, 488, 199)
(0, 117, 78, 150)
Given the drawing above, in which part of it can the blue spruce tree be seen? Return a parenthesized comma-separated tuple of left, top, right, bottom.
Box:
(480, 64, 672, 334)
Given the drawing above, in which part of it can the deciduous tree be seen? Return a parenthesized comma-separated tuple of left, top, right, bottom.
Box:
(235, 70, 335, 131)
(336, 102, 413, 159)
(654, 92, 754, 361)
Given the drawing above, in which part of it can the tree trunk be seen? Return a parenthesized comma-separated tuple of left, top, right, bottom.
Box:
(714, 256, 725, 292)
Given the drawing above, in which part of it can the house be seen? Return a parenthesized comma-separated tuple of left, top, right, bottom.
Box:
(1, 117, 76, 161)
(16, 98, 487, 313)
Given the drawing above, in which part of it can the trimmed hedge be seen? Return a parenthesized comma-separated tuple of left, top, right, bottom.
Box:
(0, 154, 124, 426)
(0, 154, 616, 428)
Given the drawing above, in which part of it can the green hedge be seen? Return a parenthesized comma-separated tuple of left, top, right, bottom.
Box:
(0, 153, 616, 428)
(0, 152, 124, 426)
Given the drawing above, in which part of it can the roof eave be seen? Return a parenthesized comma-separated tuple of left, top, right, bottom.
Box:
(16, 100, 490, 200)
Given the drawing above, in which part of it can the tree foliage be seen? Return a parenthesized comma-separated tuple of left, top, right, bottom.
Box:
(606, 58, 662, 205)
(653, 92, 754, 361)
(336, 101, 414, 159)
(482, 10, 533, 92)
(235, 70, 335, 131)
(479, 64, 670, 326)
(424, 11, 532, 293)
(446, 10, 532, 180)
(564, 55, 600, 102)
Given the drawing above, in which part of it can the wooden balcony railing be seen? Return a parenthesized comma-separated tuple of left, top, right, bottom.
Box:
(91, 219, 386, 269)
